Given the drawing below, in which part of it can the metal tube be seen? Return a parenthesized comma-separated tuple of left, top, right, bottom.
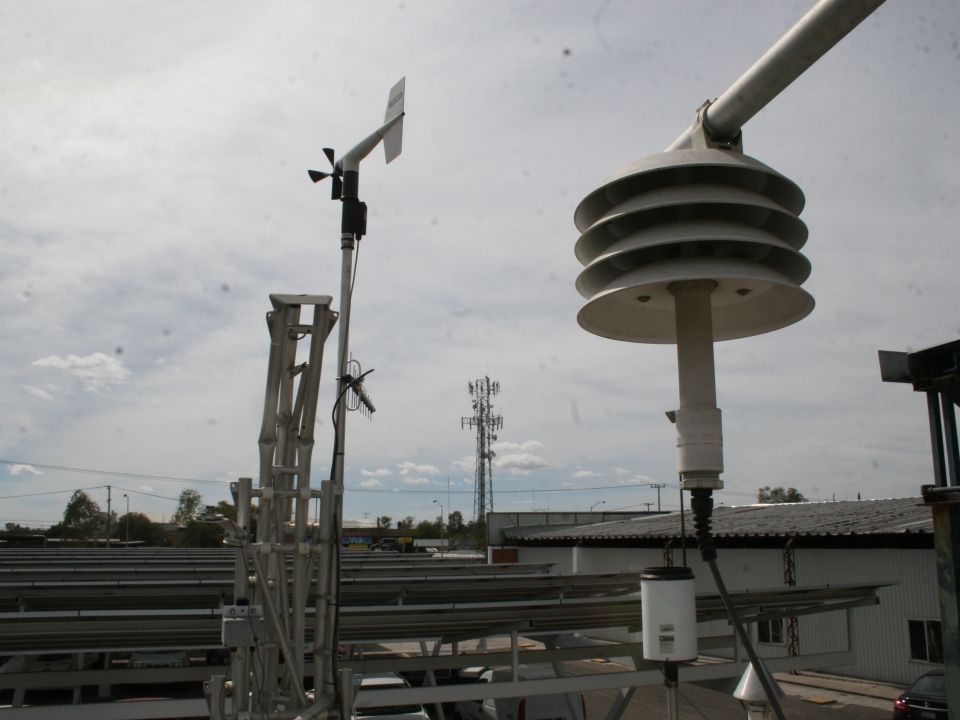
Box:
(664, 662, 679, 720)
(250, 550, 310, 707)
(940, 393, 959, 487)
(927, 392, 948, 487)
(233, 478, 252, 713)
(669, 0, 887, 149)
(670, 281, 723, 488)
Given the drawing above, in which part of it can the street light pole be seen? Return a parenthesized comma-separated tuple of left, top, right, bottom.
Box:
(433, 499, 445, 555)
(590, 500, 606, 512)
(123, 494, 129, 546)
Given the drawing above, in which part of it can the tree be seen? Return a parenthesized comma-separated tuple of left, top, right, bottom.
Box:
(757, 486, 806, 503)
(62, 490, 103, 540)
(117, 512, 164, 545)
(214, 500, 237, 521)
(447, 510, 465, 533)
(414, 519, 440, 539)
(378, 515, 393, 529)
(178, 520, 224, 547)
(398, 516, 415, 530)
(173, 489, 203, 526)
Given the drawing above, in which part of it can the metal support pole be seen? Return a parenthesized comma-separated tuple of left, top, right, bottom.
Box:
(670, 280, 723, 490)
(233, 478, 253, 714)
(663, 662, 679, 720)
(931, 501, 960, 716)
(669, 0, 887, 149)
(928, 392, 948, 487)
(940, 393, 960, 487)
(105, 485, 112, 548)
(314, 167, 360, 708)
(250, 550, 310, 707)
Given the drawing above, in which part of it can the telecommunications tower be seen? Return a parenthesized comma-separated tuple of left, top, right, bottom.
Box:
(462, 377, 503, 546)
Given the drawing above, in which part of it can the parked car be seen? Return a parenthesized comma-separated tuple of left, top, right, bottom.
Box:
(893, 669, 947, 719)
(454, 666, 586, 720)
(352, 672, 430, 720)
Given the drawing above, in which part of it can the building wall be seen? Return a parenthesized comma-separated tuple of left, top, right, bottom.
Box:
(516, 542, 938, 686)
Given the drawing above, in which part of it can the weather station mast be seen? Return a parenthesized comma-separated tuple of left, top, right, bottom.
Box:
(462, 377, 502, 549)
(207, 78, 405, 720)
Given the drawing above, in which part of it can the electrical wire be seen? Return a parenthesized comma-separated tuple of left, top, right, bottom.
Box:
(0, 485, 106, 500)
(0, 459, 228, 486)
(690, 488, 786, 720)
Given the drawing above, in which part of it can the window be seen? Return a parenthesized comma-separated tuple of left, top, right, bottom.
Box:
(757, 618, 784, 644)
(908, 619, 943, 663)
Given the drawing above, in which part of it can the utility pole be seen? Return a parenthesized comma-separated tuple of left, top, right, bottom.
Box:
(648, 483, 666, 511)
(462, 377, 503, 549)
(123, 493, 129, 546)
(105, 485, 112, 548)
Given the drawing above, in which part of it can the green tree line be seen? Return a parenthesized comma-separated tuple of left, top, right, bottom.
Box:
(3, 490, 480, 548)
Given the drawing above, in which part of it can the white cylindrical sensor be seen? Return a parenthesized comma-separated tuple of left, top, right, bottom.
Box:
(641, 566, 697, 662)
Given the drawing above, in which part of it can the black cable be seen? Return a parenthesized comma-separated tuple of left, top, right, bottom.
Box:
(320, 368, 375, 708)
(689, 488, 786, 720)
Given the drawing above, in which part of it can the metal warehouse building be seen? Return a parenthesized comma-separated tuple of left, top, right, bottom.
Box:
(489, 497, 938, 686)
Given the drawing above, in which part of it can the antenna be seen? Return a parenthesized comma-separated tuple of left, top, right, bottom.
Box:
(461, 376, 503, 549)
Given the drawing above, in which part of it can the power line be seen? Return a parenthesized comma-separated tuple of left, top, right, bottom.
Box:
(111, 486, 182, 503)
(0, 459, 230, 486)
(0, 485, 106, 500)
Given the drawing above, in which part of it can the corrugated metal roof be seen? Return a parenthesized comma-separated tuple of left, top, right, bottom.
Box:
(507, 497, 932, 543)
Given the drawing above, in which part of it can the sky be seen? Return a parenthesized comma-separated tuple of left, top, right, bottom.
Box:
(2, 1, 959, 530)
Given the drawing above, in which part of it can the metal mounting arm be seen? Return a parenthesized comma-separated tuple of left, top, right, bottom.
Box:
(668, 0, 886, 150)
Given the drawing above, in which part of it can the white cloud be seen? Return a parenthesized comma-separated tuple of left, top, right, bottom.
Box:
(492, 440, 545, 454)
(573, 470, 599, 478)
(451, 456, 475, 471)
(24, 385, 54, 400)
(8, 464, 42, 476)
(359, 478, 384, 489)
(494, 452, 549, 476)
(33, 352, 131, 392)
(397, 461, 440, 476)
(361, 468, 391, 477)
(618, 475, 658, 486)
(403, 477, 430, 486)
(612, 468, 631, 476)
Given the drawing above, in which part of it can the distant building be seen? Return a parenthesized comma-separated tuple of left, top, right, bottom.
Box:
(490, 498, 938, 686)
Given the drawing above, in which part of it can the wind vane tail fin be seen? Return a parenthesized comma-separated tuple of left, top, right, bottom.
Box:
(383, 77, 405, 164)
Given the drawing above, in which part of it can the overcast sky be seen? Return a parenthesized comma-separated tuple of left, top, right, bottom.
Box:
(2, 1, 958, 530)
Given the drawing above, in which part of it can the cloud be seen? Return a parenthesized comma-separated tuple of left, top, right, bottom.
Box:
(403, 477, 430, 486)
(612, 468, 631, 476)
(8, 464, 42, 476)
(359, 478, 384, 489)
(397, 461, 440, 476)
(493, 440, 545, 454)
(618, 474, 658, 486)
(491, 439, 549, 476)
(451, 456, 475, 471)
(361, 468, 391, 477)
(24, 385, 54, 400)
(573, 470, 599, 478)
(33, 352, 131, 392)
(494, 453, 549, 476)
